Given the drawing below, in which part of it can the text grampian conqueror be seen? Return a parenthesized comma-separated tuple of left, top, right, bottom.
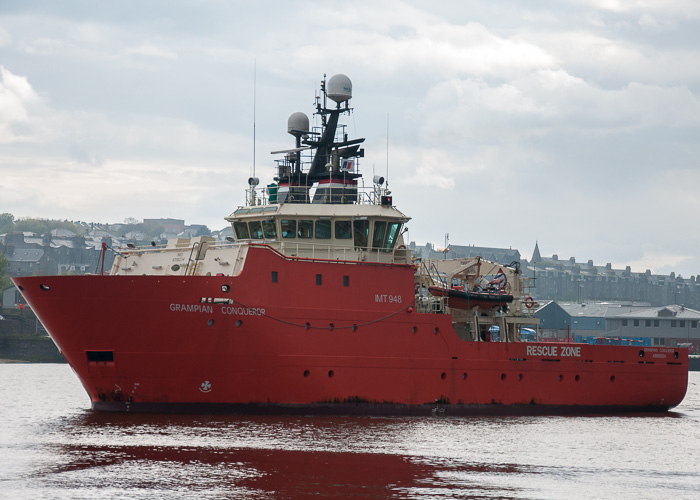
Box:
(169, 303, 266, 316)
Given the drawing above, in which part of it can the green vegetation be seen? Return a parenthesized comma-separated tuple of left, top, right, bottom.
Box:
(0, 252, 9, 290)
(0, 213, 14, 234)
(0, 212, 85, 235)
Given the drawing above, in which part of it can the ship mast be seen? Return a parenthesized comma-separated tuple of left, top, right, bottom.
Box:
(272, 74, 365, 204)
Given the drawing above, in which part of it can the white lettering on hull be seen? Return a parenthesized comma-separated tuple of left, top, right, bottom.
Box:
(168, 303, 265, 316)
(526, 345, 581, 357)
(220, 306, 266, 316)
(169, 303, 214, 313)
(375, 294, 402, 303)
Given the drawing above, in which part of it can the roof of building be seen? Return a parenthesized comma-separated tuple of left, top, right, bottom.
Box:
(612, 305, 700, 319)
(556, 301, 652, 318)
(50, 228, 77, 237)
(7, 249, 44, 262)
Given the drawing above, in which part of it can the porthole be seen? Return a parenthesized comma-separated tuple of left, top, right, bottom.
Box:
(221, 284, 230, 293)
(610, 375, 616, 382)
(501, 373, 506, 381)
(674, 351, 679, 359)
(303, 370, 310, 378)
(352, 324, 357, 332)
(171, 264, 180, 271)
(328, 370, 334, 378)
(235, 320, 242, 328)
(575, 374, 580, 382)
(39, 284, 50, 291)
(305, 322, 311, 330)
(412, 326, 417, 334)
(639, 350, 645, 358)
(518, 374, 523, 381)
(462, 373, 468, 380)
(558, 375, 564, 382)
(207, 319, 215, 327)
(434, 327, 439, 335)
(329, 323, 334, 331)
(441, 372, 447, 380)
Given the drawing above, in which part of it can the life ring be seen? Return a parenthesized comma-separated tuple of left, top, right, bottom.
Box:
(524, 296, 534, 309)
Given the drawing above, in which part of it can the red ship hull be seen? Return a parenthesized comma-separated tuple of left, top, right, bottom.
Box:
(13, 247, 688, 414)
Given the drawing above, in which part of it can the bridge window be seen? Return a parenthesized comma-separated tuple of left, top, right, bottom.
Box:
(249, 221, 264, 239)
(298, 220, 313, 238)
(353, 220, 369, 249)
(315, 220, 331, 239)
(335, 220, 352, 239)
(384, 222, 402, 252)
(372, 221, 386, 250)
(262, 220, 277, 239)
(233, 221, 250, 240)
(281, 219, 296, 238)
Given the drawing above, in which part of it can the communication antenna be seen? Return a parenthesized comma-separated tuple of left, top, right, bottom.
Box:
(386, 113, 389, 188)
(252, 59, 257, 179)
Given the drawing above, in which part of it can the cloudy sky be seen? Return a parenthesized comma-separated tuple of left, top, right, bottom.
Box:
(1, 1, 699, 277)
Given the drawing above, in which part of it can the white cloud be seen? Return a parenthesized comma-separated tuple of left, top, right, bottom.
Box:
(125, 44, 178, 60)
(0, 66, 45, 143)
(1, 1, 700, 276)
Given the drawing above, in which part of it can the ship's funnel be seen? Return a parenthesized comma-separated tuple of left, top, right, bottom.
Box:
(327, 74, 352, 104)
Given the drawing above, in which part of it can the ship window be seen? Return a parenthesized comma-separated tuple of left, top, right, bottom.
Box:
(233, 221, 250, 240)
(249, 221, 264, 239)
(298, 220, 313, 239)
(315, 220, 331, 239)
(263, 206, 278, 213)
(353, 220, 369, 249)
(249, 207, 264, 213)
(335, 220, 352, 239)
(234, 208, 250, 215)
(384, 222, 402, 252)
(316, 274, 322, 285)
(343, 275, 349, 287)
(281, 219, 296, 238)
(372, 221, 386, 251)
(262, 220, 277, 239)
(271, 271, 278, 283)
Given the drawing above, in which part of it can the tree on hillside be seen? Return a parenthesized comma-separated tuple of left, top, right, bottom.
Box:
(0, 213, 14, 234)
(8, 218, 85, 235)
(0, 252, 10, 290)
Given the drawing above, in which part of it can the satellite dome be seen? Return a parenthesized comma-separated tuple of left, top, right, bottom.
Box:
(327, 74, 352, 104)
(287, 112, 309, 136)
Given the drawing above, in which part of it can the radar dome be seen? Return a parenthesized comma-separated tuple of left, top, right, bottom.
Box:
(287, 112, 310, 136)
(327, 74, 352, 104)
